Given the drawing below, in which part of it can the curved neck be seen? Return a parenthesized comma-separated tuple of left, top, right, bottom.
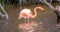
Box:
(31, 6, 44, 18)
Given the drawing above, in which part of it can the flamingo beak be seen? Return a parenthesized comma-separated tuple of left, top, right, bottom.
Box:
(40, 7, 45, 12)
(38, 6, 45, 12)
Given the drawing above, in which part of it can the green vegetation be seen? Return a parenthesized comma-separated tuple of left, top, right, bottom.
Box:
(0, 0, 4, 6)
(0, 0, 5, 12)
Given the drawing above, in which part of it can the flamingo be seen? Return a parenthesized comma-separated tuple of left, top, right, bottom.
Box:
(18, 6, 44, 32)
(18, 6, 44, 24)
(18, 6, 44, 19)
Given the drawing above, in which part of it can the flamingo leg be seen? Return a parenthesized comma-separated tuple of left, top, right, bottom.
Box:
(24, 18, 27, 23)
(27, 16, 29, 24)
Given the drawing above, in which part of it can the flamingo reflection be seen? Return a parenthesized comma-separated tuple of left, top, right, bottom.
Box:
(19, 21, 38, 32)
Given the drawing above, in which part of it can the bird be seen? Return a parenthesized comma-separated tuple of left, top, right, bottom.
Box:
(55, 5, 60, 12)
(18, 6, 44, 19)
(18, 7, 44, 31)
(55, 5, 60, 17)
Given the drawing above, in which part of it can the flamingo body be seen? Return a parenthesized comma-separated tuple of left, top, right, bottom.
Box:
(20, 9, 32, 19)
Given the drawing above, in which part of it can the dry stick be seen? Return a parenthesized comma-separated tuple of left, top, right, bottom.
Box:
(0, 4, 9, 20)
(44, 0, 60, 17)
(20, 0, 23, 10)
(44, 0, 56, 11)
(49, 0, 52, 4)
(59, 1, 60, 5)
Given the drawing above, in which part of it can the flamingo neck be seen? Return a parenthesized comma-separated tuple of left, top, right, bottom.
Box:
(31, 6, 44, 18)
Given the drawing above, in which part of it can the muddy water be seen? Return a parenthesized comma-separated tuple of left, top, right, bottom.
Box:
(0, 4, 58, 32)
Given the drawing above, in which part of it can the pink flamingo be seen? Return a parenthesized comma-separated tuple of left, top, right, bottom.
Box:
(18, 6, 44, 32)
(18, 6, 44, 20)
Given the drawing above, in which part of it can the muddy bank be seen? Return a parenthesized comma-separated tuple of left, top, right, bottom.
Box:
(0, 3, 58, 32)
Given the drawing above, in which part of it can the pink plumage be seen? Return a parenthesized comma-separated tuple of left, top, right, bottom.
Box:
(19, 9, 32, 19)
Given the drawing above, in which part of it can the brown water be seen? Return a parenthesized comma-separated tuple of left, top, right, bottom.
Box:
(0, 3, 59, 32)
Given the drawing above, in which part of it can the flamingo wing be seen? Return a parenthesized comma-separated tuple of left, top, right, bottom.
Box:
(20, 9, 32, 19)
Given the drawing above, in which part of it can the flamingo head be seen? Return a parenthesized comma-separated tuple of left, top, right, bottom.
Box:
(37, 6, 44, 11)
